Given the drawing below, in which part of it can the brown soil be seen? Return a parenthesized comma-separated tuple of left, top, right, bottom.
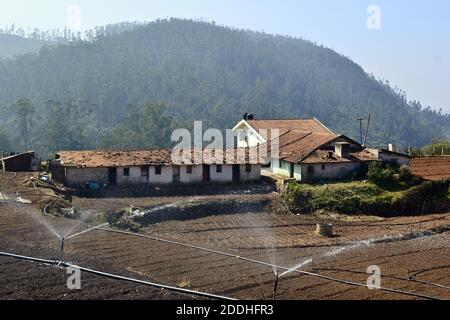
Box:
(1, 171, 449, 300)
(411, 156, 450, 181)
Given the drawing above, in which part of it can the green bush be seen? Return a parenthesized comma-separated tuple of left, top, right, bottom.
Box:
(392, 179, 450, 215)
(284, 182, 385, 214)
(367, 161, 422, 190)
(367, 161, 397, 188)
(283, 179, 449, 217)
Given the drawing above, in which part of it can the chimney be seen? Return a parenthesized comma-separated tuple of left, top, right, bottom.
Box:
(247, 114, 255, 120)
(388, 144, 396, 152)
(243, 113, 249, 120)
(335, 142, 351, 158)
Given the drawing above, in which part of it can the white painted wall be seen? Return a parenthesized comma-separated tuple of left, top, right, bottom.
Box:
(300, 162, 362, 181)
(233, 122, 265, 148)
(210, 164, 233, 182)
(367, 148, 411, 167)
(117, 166, 149, 184)
(64, 164, 262, 186)
(148, 165, 173, 184)
(180, 165, 203, 183)
(239, 164, 261, 181)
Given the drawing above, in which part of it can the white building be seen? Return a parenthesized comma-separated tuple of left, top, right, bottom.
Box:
(232, 114, 411, 182)
(53, 149, 261, 187)
(232, 114, 333, 148)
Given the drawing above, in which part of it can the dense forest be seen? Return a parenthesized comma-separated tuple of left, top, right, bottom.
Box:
(0, 19, 448, 158)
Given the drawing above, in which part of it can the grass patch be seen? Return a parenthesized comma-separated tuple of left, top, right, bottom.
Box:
(283, 179, 450, 216)
(177, 278, 191, 288)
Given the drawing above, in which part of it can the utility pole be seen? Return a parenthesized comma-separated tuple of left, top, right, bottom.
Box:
(363, 113, 371, 147)
(357, 114, 371, 147)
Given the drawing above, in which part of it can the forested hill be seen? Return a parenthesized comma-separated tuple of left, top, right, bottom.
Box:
(0, 34, 46, 59)
(0, 19, 448, 156)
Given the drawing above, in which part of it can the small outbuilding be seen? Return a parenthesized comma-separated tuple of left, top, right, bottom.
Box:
(1, 151, 41, 172)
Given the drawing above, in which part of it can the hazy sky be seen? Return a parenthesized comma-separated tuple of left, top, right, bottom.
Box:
(1, 0, 449, 113)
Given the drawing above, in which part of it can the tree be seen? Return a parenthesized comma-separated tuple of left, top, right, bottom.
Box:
(99, 102, 178, 149)
(14, 98, 35, 151)
(0, 127, 11, 152)
(0, 19, 448, 154)
(421, 139, 450, 156)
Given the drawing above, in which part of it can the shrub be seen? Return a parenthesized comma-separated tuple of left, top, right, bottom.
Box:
(107, 208, 142, 232)
(283, 179, 449, 217)
(368, 162, 422, 190)
(367, 162, 397, 188)
(392, 179, 450, 215)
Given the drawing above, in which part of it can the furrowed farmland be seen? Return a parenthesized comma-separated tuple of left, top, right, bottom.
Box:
(1, 168, 449, 300)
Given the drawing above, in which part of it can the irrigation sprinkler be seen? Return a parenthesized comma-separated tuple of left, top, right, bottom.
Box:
(43, 225, 446, 300)
(272, 270, 279, 300)
(60, 237, 65, 260)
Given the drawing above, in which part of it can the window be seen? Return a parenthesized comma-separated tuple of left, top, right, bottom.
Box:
(141, 166, 149, 177)
(321, 164, 326, 171)
(123, 168, 130, 176)
(155, 166, 162, 175)
(186, 166, 193, 174)
(216, 165, 223, 173)
(245, 164, 252, 172)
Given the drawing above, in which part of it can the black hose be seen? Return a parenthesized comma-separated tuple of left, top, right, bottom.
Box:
(312, 267, 450, 291)
(95, 227, 443, 300)
(0, 251, 236, 300)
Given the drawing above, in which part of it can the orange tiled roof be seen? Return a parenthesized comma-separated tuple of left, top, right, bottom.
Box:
(55, 148, 261, 168)
(262, 129, 372, 164)
(246, 118, 334, 136)
(301, 148, 378, 164)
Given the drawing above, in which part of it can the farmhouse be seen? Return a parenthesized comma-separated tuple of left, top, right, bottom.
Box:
(233, 114, 333, 148)
(52, 148, 261, 187)
(233, 114, 411, 181)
